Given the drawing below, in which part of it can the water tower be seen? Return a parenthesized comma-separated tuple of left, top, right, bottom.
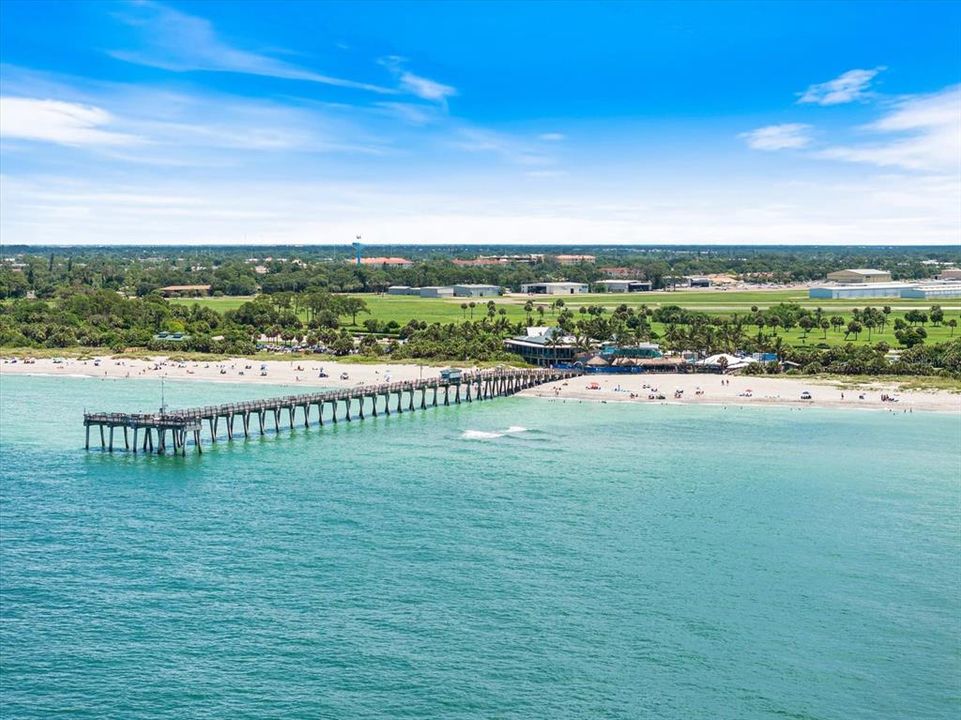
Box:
(352, 235, 363, 265)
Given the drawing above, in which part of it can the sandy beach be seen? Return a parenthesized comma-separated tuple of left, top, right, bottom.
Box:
(519, 373, 961, 413)
(0, 355, 452, 389)
(1, 355, 958, 413)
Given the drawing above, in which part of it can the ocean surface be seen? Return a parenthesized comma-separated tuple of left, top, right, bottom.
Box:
(1, 374, 959, 719)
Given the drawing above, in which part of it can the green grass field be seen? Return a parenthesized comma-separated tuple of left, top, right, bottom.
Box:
(169, 290, 961, 349)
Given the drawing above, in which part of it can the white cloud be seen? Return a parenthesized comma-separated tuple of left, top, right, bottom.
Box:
(379, 56, 456, 104)
(110, 1, 393, 93)
(539, 133, 565, 142)
(4, 171, 956, 246)
(798, 67, 885, 105)
(739, 123, 812, 151)
(0, 97, 142, 146)
(374, 102, 439, 126)
(398, 71, 456, 102)
(817, 85, 961, 172)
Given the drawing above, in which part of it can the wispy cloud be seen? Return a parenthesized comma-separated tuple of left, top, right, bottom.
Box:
(739, 123, 812, 150)
(0, 97, 142, 146)
(379, 56, 456, 105)
(798, 67, 885, 105)
(452, 127, 551, 166)
(109, 1, 394, 93)
(374, 102, 441, 126)
(538, 133, 565, 142)
(817, 85, 961, 172)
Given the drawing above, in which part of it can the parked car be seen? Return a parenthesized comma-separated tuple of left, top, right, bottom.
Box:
(800, 391, 813, 400)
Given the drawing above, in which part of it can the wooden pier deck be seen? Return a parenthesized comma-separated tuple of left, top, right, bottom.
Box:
(83, 368, 578, 455)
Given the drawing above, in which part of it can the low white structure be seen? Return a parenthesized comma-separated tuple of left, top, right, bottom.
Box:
(697, 353, 753, 371)
(594, 280, 652, 293)
(452, 284, 500, 297)
(809, 283, 911, 299)
(418, 286, 455, 298)
(810, 281, 961, 299)
(900, 283, 961, 299)
(520, 282, 589, 295)
(387, 285, 413, 295)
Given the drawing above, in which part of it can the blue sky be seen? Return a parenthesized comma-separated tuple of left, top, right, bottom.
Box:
(1, 0, 958, 245)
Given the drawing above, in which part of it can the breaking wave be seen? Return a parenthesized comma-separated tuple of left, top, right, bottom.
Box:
(461, 426, 529, 440)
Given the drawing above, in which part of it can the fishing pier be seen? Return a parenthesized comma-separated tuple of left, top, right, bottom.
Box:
(83, 367, 577, 456)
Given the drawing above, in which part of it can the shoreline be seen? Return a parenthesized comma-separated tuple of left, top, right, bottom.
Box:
(2, 355, 959, 414)
(517, 374, 961, 414)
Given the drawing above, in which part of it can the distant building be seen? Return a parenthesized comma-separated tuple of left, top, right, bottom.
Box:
(452, 254, 543, 266)
(598, 343, 662, 360)
(555, 254, 596, 265)
(358, 257, 414, 268)
(809, 283, 912, 299)
(452, 284, 501, 297)
(899, 284, 961, 299)
(599, 266, 643, 279)
(935, 268, 961, 280)
(417, 286, 455, 298)
(152, 331, 189, 342)
(387, 285, 413, 295)
(594, 280, 652, 293)
(825, 269, 892, 284)
(686, 276, 712, 288)
(520, 282, 589, 295)
(159, 284, 211, 297)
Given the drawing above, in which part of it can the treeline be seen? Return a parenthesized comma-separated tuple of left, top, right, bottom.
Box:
(2, 290, 961, 377)
(0, 289, 372, 355)
(3, 246, 959, 299)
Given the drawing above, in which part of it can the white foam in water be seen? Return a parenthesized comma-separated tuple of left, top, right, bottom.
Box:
(461, 426, 528, 440)
(461, 429, 504, 439)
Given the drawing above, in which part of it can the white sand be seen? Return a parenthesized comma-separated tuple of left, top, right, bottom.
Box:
(0, 355, 465, 389)
(2, 355, 958, 413)
(519, 373, 961, 414)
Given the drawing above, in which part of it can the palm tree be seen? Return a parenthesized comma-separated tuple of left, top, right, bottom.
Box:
(468, 301, 476, 318)
(460, 302, 468, 318)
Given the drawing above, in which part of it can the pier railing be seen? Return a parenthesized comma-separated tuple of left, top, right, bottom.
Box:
(83, 367, 579, 456)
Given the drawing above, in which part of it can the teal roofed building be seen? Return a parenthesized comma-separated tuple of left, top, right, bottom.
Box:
(598, 343, 662, 359)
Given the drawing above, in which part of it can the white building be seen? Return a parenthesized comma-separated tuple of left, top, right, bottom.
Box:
(520, 282, 589, 295)
(900, 284, 961, 299)
(594, 280, 652, 293)
(452, 284, 501, 297)
(809, 283, 911, 299)
(418, 286, 455, 298)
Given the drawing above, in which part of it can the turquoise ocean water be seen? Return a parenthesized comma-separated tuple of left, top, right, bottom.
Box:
(1, 374, 959, 719)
